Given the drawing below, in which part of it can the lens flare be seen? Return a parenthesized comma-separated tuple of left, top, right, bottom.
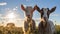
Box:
(7, 12, 15, 19)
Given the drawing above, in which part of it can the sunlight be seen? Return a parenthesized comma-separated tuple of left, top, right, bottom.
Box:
(5, 11, 24, 27)
(7, 12, 15, 19)
(5, 12, 16, 22)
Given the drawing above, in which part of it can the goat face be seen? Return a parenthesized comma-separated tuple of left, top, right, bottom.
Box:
(41, 8, 49, 22)
(36, 6, 56, 22)
(36, 6, 56, 26)
(21, 4, 37, 20)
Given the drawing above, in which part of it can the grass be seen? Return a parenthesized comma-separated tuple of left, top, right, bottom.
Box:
(0, 23, 60, 34)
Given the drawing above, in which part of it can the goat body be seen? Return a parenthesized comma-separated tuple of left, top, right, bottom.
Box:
(24, 19, 36, 34)
(38, 20, 55, 34)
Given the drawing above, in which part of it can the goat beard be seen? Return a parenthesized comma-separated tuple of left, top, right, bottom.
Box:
(27, 17, 32, 21)
(40, 18, 48, 28)
(40, 21, 47, 28)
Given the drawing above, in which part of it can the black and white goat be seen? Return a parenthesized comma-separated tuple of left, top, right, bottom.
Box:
(36, 6, 56, 34)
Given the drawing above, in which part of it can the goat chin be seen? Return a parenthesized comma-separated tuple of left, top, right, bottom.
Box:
(40, 18, 45, 22)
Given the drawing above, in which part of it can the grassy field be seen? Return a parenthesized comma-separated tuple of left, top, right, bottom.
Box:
(55, 25, 60, 34)
(0, 23, 60, 34)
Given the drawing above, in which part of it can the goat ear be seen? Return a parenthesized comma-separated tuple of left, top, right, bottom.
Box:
(40, 8, 43, 13)
(50, 6, 56, 13)
(32, 5, 37, 12)
(21, 4, 26, 11)
(35, 5, 41, 13)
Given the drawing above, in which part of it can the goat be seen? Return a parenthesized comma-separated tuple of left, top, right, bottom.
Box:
(21, 4, 37, 34)
(36, 6, 56, 34)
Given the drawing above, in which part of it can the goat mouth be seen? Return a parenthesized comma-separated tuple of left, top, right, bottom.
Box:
(27, 16, 30, 18)
(43, 17, 48, 22)
(41, 21, 46, 28)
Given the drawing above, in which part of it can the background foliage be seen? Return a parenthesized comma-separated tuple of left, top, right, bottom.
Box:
(0, 23, 60, 34)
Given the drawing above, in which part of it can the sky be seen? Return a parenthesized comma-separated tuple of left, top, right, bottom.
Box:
(0, 0, 60, 27)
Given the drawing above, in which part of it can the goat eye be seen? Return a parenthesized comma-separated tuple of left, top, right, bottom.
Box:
(41, 13, 43, 17)
(47, 11, 50, 14)
(42, 12, 44, 15)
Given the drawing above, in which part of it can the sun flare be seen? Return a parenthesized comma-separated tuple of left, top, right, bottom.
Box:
(7, 12, 15, 19)
(5, 12, 16, 22)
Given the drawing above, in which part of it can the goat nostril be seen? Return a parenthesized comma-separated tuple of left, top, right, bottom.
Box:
(27, 15, 30, 18)
(27, 15, 30, 16)
(44, 17, 46, 20)
(44, 17, 46, 18)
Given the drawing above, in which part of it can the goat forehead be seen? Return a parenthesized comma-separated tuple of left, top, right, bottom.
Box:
(43, 8, 48, 12)
(25, 7, 33, 15)
(42, 8, 48, 17)
(25, 7, 32, 14)
(43, 8, 48, 14)
(25, 11, 31, 15)
(26, 7, 33, 11)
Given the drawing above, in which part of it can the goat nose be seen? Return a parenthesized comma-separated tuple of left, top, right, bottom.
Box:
(27, 15, 30, 16)
(44, 17, 46, 18)
(44, 17, 46, 20)
(27, 15, 30, 18)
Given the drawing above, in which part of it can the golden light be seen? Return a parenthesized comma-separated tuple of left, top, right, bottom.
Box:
(5, 12, 16, 22)
(5, 12, 24, 27)
(7, 12, 15, 19)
